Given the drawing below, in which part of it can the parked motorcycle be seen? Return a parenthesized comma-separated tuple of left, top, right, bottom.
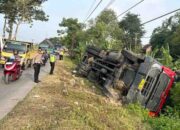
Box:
(3, 59, 22, 84)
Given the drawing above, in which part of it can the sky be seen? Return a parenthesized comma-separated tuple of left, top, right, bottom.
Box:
(0, 0, 180, 45)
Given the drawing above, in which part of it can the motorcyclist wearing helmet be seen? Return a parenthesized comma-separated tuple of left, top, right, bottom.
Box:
(9, 50, 21, 62)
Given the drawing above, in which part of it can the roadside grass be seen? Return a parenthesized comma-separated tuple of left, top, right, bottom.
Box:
(0, 57, 149, 130)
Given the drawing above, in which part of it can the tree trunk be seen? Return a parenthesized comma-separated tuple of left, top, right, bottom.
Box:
(70, 34, 76, 58)
(3, 16, 7, 38)
(14, 21, 21, 40)
(8, 21, 13, 40)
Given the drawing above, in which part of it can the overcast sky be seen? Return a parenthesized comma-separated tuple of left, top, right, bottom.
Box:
(0, 0, 180, 44)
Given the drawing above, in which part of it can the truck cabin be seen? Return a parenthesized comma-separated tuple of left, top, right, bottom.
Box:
(3, 40, 27, 54)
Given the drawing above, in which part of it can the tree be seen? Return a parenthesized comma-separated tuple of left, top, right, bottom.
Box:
(119, 12, 145, 51)
(57, 18, 84, 57)
(0, 0, 18, 39)
(0, 0, 48, 39)
(87, 9, 123, 50)
(13, 0, 49, 40)
(150, 12, 180, 59)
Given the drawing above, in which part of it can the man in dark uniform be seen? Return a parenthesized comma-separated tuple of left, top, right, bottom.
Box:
(33, 48, 43, 83)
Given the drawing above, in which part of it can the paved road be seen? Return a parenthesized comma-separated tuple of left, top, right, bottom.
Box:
(0, 64, 50, 120)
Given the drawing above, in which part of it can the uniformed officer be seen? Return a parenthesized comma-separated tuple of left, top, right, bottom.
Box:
(59, 49, 64, 60)
(33, 48, 43, 83)
(49, 51, 56, 75)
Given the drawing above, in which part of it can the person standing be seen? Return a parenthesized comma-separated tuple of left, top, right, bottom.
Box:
(33, 48, 43, 83)
(59, 49, 64, 60)
(49, 51, 56, 75)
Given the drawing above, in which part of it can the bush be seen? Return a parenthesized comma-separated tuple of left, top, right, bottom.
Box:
(147, 113, 180, 130)
(127, 103, 180, 130)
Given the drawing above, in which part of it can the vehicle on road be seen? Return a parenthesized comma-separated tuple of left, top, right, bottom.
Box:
(39, 39, 54, 54)
(3, 58, 22, 84)
(0, 40, 36, 69)
(75, 46, 176, 116)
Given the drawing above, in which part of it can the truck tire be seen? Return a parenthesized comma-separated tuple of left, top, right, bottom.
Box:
(121, 50, 144, 64)
(87, 70, 97, 82)
(87, 47, 101, 57)
(105, 52, 122, 63)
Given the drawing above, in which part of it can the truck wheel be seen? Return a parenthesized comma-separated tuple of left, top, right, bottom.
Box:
(87, 47, 101, 57)
(87, 71, 97, 82)
(4, 74, 11, 84)
(121, 50, 144, 63)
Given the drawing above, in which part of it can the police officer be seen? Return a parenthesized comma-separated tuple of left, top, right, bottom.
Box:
(49, 51, 56, 75)
(33, 48, 43, 83)
(59, 49, 64, 60)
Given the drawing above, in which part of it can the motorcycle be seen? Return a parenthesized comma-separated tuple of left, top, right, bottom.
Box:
(42, 53, 49, 66)
(3, 58, 22, 84)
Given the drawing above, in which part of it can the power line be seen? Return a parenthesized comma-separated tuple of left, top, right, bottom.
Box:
(117, 0, 145, 18)
(84, 0, 103, 23)
(102, 0, 116, 11)
(141, 8, 180, 25)
(85, 0, 97, 19)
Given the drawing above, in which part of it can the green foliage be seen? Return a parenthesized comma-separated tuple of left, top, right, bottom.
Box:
(73, 42, 87, 63)
(0, 0, 48, 39)
(151, 43, 173, 67)
(119, 12, 145, 51)
(147, 114, 180, 130)
(150, 12, 180, 60)
(57, 18, 85, 58)
(171, 82, 180, 115)
(87, 9, 123, 50)
(127, 104, 180, 130)
(159, 46, 173, 67)
(174, 59, 180, 70)
(57, 9, 124, 59)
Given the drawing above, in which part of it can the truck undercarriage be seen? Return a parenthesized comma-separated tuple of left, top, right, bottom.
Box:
(75, 46, 176, 116)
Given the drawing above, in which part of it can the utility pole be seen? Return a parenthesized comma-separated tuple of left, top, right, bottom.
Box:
(134, 33, 138, 52)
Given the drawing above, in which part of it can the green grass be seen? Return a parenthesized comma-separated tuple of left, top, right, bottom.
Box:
(0, 57, 150, 130)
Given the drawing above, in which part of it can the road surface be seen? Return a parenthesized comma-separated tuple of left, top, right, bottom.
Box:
(0, 64, 50, 120)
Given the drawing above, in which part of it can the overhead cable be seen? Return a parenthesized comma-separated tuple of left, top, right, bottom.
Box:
(102, 0, 116, 11)
(85, 0, 97, 19)
(84, 0, 103, 22)
(141, 8, 180, 25)
(117, 0, 145, 18)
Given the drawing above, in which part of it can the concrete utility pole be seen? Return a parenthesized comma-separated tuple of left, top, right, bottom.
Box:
(134, 33, 138, 52)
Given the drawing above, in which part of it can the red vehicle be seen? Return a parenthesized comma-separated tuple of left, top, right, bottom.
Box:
(125, 59, 176, 117)
(4, 59, 22, 84)
(148, 66, 176, 116)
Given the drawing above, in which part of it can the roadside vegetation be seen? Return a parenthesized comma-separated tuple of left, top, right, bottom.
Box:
(53, 9, 180, 130)
(0, 57, 179, 130)
(0, 57, 150, 130)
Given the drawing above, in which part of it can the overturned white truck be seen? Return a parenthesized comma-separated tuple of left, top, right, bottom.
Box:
(75, 46, 176, 116)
